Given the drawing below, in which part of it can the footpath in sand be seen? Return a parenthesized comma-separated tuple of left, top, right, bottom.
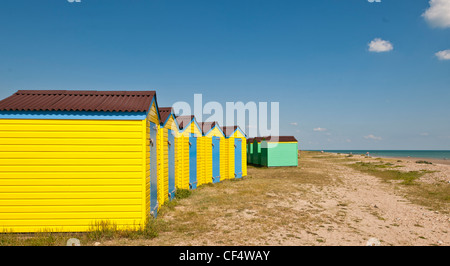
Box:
(103, 151, 449, 246)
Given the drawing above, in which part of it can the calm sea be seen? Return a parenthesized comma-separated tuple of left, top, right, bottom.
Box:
(312, 150, 450, 160)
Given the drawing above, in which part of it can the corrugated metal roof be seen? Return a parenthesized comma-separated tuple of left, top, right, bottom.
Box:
(248, 136, 298, 143)
(176, 115, 194, 130)
(222, 126, 239, 136)
(158, 107, 173, 124)
(0, 90, 156, 112)
(198, 122, 217, 134)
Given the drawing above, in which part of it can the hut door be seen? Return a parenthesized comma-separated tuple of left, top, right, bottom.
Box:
(189, 134, 197, 189)
(168, 130, 175, 200)
(235, 138, 242, 178)
(212, 136, 220, 183)
(149, 122, 158, 217)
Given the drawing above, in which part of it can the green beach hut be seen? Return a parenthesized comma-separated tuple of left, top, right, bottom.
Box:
(260, 136, 298, 167)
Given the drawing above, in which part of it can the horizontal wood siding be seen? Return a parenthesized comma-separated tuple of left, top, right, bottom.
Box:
(0, 119, 147, 233)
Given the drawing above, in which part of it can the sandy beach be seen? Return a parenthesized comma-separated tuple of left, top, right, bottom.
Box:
(105, 151, 449, 246)
(3, 151, 448, 246)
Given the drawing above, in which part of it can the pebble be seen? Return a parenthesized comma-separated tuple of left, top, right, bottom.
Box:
(94, 242, 101, 246)
(366, 238, 381, 246)
(66, 238, 81, 246)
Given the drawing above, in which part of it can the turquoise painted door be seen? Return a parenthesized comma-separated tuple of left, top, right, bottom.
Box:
(212, 137, 220, 183)
(235, 138, 242, 178)
(189, 134, 197, 189)
(168, 129, 175, 200)
(149, 122, 158, 217)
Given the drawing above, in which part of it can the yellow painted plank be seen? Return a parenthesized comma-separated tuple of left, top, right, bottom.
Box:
(0, 172, 143, 179)
(0, 120, 142, 125)
(0, 219, 143, 227)
(0, 192, 142, 199)
(0, 131, 143, 139)
(0, 158, 142, 165)
(0, 138, 142, 145)
(0, 185, 142, 193)
(0, 165, 142, 172)
(0, 198, 142, 206)
(0, 124, 142, 132)
(0, 145, 142, 152)
(0, 205, 142, 213)
(0, 179, 142, 186)
(0, 151, 142, 159)
(0, 212, 142, 220)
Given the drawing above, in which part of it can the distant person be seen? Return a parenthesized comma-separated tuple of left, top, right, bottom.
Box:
(366, 152, 370, 157)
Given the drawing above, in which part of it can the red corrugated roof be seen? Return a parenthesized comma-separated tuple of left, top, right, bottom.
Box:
(0, 90, 156, 112)
(158, 107, 173, 124)
(176, 115, 195, 129)
(198, 122, 217, 134)
(222, 126, 239, 136)
(248, 136, 298, 143)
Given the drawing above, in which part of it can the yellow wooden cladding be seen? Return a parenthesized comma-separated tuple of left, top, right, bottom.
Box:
(205, 126, 224, 138)
(227, 137, 235, 180)
(175, 136, 189, 190)
(196, 137, 205, 186)
(220, 136, 228, 181)
(0, 119, 149, 233)
(230, 129, 247, 177)
(160, 115, 178, 203)
(203, 137, 213, 184)
(180, 121, 202, 137)
(157, 124, 164, 208)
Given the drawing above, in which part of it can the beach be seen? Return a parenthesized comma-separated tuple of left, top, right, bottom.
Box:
(3, 151, 448, 246)
(90, 151, 450, 246)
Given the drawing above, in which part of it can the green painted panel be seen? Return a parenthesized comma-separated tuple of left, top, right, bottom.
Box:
(248, 142, 253, 164)
(252, 142, 261, 165)
(261, 142, 298, 167)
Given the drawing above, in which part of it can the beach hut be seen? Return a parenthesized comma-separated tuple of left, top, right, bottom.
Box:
(251, 137, 264, 166)
(247, 137, 254, 165)
(158, 107, 179, 201)
(260, 136, 298, 167)
(223, 126, 247, 178)
(0, 90, 160, 232)
(199, 122, 225, 184)
(176, 115, 202, 190)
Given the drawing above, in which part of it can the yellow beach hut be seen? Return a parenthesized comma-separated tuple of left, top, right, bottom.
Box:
(222, 126, 247, 179)
(158, 107, 179, 202)
(0, 90, 160, 232)
(176, 115, 202, 190)
(199, 122, 225, 184)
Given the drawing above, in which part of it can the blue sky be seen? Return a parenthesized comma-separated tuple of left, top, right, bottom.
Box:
(0, 0, 449, 149)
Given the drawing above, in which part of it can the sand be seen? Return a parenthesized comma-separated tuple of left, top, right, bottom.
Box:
(95, 152, 450, 246)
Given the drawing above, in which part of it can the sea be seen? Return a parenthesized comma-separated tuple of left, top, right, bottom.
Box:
(313, 150, 450, 160)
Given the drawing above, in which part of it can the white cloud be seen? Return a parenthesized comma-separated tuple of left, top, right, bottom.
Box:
(346, 139, 352, 143)
(313, 127, 327, 132)
(422, 0, 450, 28)
(419, 132, 430, 136)
(289, 122, 298, 126)
(368, 38, 393, 53)
(435, 49, 450, 60)
(364, 134, 382, 141)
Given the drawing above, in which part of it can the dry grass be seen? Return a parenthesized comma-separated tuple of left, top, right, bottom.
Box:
(2, 150, 448, 246)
